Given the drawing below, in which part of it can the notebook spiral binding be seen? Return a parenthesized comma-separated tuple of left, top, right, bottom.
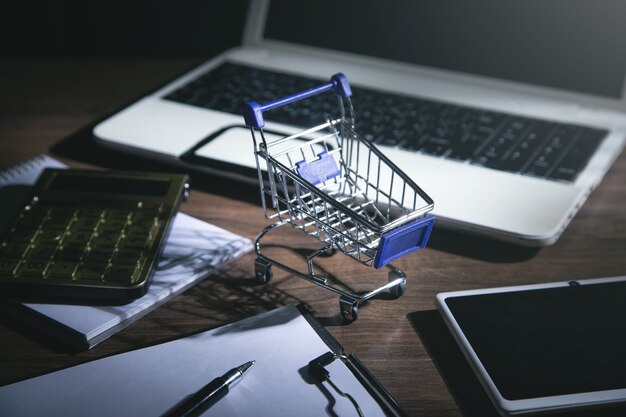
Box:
(0, 155, 65, 187)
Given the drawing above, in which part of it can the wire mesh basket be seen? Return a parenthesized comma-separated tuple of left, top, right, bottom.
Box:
(243, 73, 434, 321)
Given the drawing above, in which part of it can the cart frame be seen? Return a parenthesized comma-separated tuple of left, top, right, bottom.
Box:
(243, 73, 434, 321)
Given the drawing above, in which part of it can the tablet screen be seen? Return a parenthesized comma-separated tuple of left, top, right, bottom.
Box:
(444, 281, 626, 400)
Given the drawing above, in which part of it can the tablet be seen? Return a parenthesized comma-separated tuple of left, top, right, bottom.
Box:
(436, 276, 626, 416)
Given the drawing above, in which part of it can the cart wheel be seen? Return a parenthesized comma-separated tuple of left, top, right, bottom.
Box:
(390, 279, 406, 299)
(318, 247, 337, 257)
(254, 257, 273, 283)
(388, 269, 407, 299)
(339, 296, 359, 322)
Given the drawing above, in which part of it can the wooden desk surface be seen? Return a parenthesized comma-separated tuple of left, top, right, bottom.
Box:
(1, 58, 625, 417)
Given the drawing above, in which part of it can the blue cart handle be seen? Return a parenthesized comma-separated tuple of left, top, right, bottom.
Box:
(243, 73, 352, 129)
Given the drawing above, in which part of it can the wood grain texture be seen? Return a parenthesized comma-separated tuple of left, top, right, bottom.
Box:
(1, 59, 625, 417)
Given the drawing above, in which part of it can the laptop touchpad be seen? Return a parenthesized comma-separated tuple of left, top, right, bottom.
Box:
(191, 126, 326, 170)
(192, 126, 276, 169)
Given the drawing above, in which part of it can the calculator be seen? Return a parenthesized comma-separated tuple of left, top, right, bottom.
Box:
(0, 169, 190, 301)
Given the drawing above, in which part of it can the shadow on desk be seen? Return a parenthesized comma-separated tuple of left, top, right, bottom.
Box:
(427, 228, 540, 263)
(408, 310, 626, 417)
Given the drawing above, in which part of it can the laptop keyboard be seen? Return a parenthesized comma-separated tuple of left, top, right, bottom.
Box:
(164, 62, 608, 183)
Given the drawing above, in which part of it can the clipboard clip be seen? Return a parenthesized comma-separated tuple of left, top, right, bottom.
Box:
(309, 352, 364, 417)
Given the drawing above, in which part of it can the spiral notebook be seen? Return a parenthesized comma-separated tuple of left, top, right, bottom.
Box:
(0, 155, 253, 349)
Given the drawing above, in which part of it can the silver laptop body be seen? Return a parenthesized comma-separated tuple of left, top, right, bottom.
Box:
(94, 0, 626, 246)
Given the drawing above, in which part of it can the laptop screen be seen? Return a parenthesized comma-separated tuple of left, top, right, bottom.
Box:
(264, 0, 626, 99)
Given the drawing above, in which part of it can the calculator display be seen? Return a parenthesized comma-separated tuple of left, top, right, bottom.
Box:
(48, 175, 170, 196)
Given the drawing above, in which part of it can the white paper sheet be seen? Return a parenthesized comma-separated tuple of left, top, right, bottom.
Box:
(0, 154, 252, 348)
(22, 213, 252, 344)
(0, 304, 387, 417)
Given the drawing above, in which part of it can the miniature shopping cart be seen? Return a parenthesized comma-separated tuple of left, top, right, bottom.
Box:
(242, 73, 435, 321)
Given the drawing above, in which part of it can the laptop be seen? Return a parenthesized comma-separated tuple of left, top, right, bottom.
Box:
(93, 0, 626, 246)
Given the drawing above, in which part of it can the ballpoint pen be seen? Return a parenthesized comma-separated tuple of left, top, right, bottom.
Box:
(165, 360, 255, 417)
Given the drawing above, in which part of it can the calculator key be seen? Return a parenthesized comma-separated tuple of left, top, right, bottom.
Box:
(105, 210, 132, 221)
(112, 249, 143, 266)
(49, 207, 77, 218)
(101, 218, 129, 230)
(48, 262, 77, 279)
(5, 228, 39, 244)
(104, 265, 138, 284)
(28, 245, 57, 260)
(55, 246, 85, 262)
(64, 231, 92, 246)
(73, 216, 102, 231)
(17, 259, 50, 278)
(26, 206, 50, 215)
(0, 242, 30, 259)
(80, 209, 104, 218)
(91, 232, 121, 248)
(82, 248, 114, 264)
(76, 263, 108, 281)
(119, 233, 150, 250)
(44, 214, 75, 229)
(140, 202, 163, 211)
(0, 259, 20, 277)
(130, 218, 156, 231)
(132, 212, 159, 222)
(35, 228, 66, 245)
(14, 213, 47, 229)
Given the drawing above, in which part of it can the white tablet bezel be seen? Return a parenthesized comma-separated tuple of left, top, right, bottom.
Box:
(436, 276, 626, 416)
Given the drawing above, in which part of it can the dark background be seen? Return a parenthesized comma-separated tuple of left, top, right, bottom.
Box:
(0, 1, 249, 58)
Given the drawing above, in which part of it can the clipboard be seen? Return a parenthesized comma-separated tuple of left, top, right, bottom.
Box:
(299, 304, 408, 417)
(0, 304, 407, 417)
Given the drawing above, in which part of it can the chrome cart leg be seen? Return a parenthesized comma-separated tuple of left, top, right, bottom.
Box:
(306, 245, 334, 278)
(339, 295, 359, 322)
(387, 267, 407, 299)
(254, 257, 273, 283)
(254, 221, 289, 284)
(254, 221, 288, 256)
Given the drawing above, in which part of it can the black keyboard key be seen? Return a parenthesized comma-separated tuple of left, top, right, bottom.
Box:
(523, 125, 581, 178)
(420, 131, 457, 156)
(446, 132, 486, 161)
(475, 118, 530, 167)
(499, 122, 556, 172)
(548, 128, 607, 182)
